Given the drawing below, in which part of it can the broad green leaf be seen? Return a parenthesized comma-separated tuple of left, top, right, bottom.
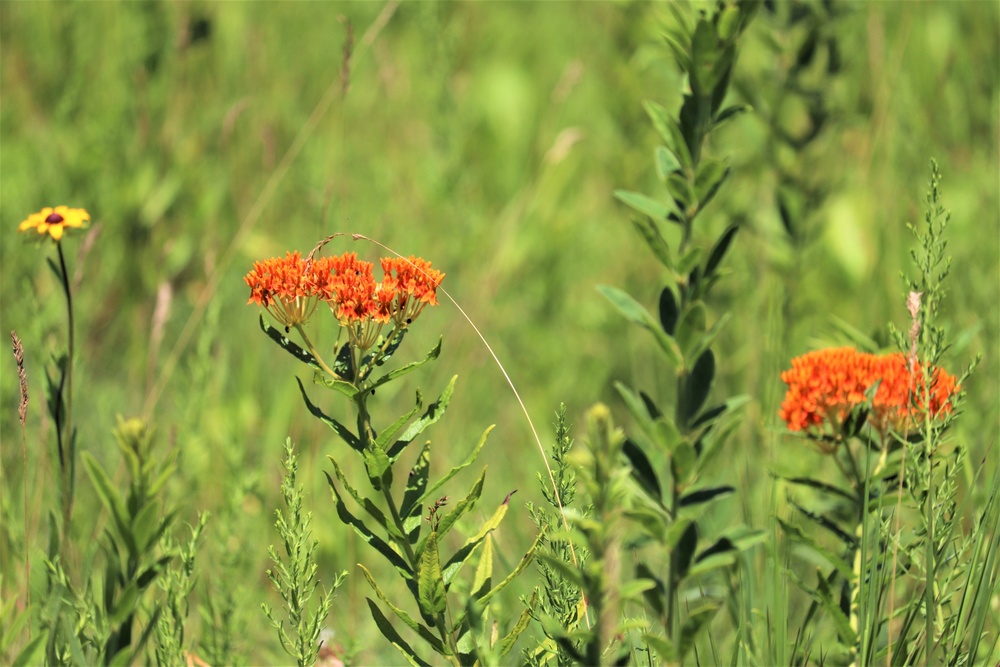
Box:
(676, 246, 704, 278)
(109, 581, 140, 625)
(681, 349, 716, 428)
(623, 437, 662, 501)
(666, 172, 695, 210)
(675, 301, 708, 361)
(817, 571, 858, 645)
(387, 376, 457, 460)
(330, 458, 394, 537)
(615, 190, 678, 222)
(721, 527, 768, 553)
(376, 391, 424, 451)
(296, 379, 362, 452)
(471, 535, 493, 600)
(704, 224, 739, 278)
(370, 337, 443, 392)
(497, 595, 536, 657)
(687, 311, 731, 370)
(599, 285, 682, 368)
(644, 634, 676, 662)
(366, 599, 434, 667)
(656, 145, 682, 181)
(82, 453, 135, 557)
(672, 441, 697, 487)
(400, 442, 431, 522)
(659, 287, 679, 335)
(620, 578, 657, 600)
(694, 159, 730, 212)
(679, 603, 722, 659)
(131, 500, 162, 554)
(679, 485, 734, 509)
(687, 551, 737, 579)
(417, 469, 486, 559)
(363, 444, 392, 490)
(442, 496, 512, 586)
(644, 100, 692, 170)
(358, 565, 445, 654)
(632, 218, 675, 270)
(414, 425, 493, 509)
(418, 531, 446, 617)
(778, 519, 853, 578)
(326, 473, 412, 578)
(258, 315, 322, 372)
(311, 368, 360, 399)
(477, 530, 542, 605)
(676, 522, 699, 579)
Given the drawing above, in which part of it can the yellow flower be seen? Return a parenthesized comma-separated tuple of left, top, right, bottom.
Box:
(18, 206, 91, 242)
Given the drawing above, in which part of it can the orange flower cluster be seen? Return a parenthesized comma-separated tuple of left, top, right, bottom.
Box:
(244, 251, 444, 336)
(779, 347, 958, 434)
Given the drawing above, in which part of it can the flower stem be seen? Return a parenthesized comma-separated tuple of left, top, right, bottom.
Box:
(293, 324, 340, 380)
(56, 241, 76, 537)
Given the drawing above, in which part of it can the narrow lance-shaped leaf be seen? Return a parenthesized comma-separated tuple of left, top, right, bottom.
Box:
(416, 468, 487, 560)
(633, 218, 674, 271)
(259, 315, 322, 372)
(476, 529, 543, 605)
(400, 442, 431, 522)
(369, 337, 442, 393)
(387, 376, 457, 460)
(414, 425, 493, 508)
(442, 494, 512, 586)
(614, 190, 680, 222)
(376, 390, 424, 451)
(598, 285, 682, 368)
(418, 531, 447, 618)
(704, 224, 739, 278)
(366, 599, 434, 667)
(296, 379, 362, 452)
(357, 565, 446, 655)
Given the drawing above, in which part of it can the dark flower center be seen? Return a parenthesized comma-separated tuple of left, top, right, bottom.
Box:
(45, 212, 64, 224)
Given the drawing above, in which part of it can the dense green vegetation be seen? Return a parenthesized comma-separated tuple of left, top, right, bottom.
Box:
(1, 1, 996, 664)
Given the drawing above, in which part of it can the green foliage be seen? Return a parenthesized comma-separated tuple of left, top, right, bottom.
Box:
(262, 438, 344, 667)
(154, 511, 209, 664)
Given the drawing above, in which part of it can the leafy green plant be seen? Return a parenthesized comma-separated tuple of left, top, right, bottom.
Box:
(262, 438, 345, 667)
(248, 242, 540, 665)
(605, 1, 766, 661)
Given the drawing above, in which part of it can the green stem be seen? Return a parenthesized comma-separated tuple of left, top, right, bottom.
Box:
(56, 241, 75, 536)
(293, 324, 341, 380)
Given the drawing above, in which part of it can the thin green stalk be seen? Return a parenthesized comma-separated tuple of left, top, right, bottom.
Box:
(56, 241, 76, 536)
(293, 324, 340, 379)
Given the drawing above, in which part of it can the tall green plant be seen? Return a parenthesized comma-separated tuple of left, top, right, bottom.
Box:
(603, 1, 766, 661)
(248, 243, 539, 665)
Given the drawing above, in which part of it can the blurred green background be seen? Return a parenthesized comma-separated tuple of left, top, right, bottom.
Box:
(2, 1, 996, 662)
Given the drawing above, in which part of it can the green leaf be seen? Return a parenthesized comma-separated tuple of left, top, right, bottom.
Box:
(599, 285, 682, 367)
(713, 104, 750, 129)
(477, 530, 543, 605)
(442, 495, 512, 586)
(687, 312, 731, 364)
(679, 485, 734, 509)
(644, 634, 676, 662)
(776, 474, 856, 503)
(666, 172, 695, 210)
(616, 382, 681, 456)
(414, 425, 493, 509)
(418, 531, 447, 617)
(387, 376, 458, 460)
(326, 473, 412, 578)
(778, 519, 853, 578)
(644, 100, 692, 170)
(694, 159, 730, 213)
(676, 246, 704, 278)
(366, 598, 434, 667)
(676, 522, 699, 579)
(109, 581, 139, 625)
(656, 145, 682, 180)
(816, 571, 858, 645)
(131, 500, 162, 554)
(623, 437, 662, 501)
(363, 443, 393, 490)
(376, 391, 424, 451)
(497, 595, 536, 657)
(82, 453, 136, 557)
(636, 562, 667, 617)
(681, 349, 715, 427)
(632, 218, 675, 271)
(680, 603, 722, 659)
(296, 379, 362, 452)
(400, 442, 432, 521)
(704, 224, 739, 278)
(672, 441, 697, 487)
(675, 301, 708, 361)
(258, 315, 316, 365)
(471, 535, 493, 600)
(330, 458, 395, 537)
(614, 190, 678, 221)
(418, 468, 486, 558)
(370, 337, 443, 393)
(12, 634, 45, 667)
(358, 565, 446, 654)
(659, 287, 679, 335)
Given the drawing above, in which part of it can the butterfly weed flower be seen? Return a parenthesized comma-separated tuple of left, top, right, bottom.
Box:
(380, 255, 445, 327)
(18, 206, 90, 242)
(244, 251, 334, 329)
(779, 347, 958, 437)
